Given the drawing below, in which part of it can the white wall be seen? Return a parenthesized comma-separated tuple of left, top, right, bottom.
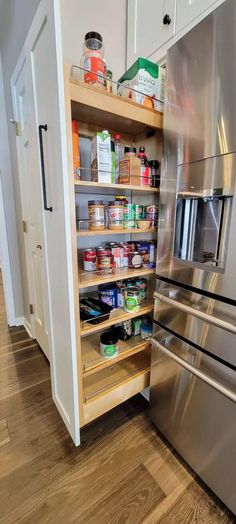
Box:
(0, 0, 40, 322)
(60, 0, 127, 80)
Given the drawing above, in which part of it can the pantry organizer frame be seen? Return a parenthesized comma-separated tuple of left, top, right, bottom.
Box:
(64, 64, 163, 427)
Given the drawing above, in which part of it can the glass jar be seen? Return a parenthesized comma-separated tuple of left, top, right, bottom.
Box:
(82, 32, 106, 86)
(119, 146, 141, 185)
(108, 201, 124, 229)
(88, 200, 105, 230)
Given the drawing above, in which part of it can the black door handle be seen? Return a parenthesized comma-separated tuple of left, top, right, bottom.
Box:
(163, 13, 171, 25)
(38, 124, 53, 212)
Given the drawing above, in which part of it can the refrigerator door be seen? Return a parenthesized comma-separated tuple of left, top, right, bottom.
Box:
(158, 0, 236, 300)
(149, 329, 236, 514)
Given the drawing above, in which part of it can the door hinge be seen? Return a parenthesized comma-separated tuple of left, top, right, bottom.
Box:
(10, 119, 21, 136)
(29, 304, 34, 315)
(23, 220, 27, 233)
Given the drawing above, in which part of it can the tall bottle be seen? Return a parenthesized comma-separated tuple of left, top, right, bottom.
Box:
(114, 133, 124, 182)
(82, 32, 106, 86)
(137, 146, 150, 186)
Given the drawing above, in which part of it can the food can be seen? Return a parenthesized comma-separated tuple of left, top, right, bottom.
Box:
(111, 245, 124, 268)
(123, 204, 135, 229)
(132, 317, 142, 336)
(134, 204, 145, 220)
(116, 281, 125, 308)
(97, 253, 113, 271)
(146, 205, 158, 227)
(96, 247, 111, 256)
(128, 251, 142, 269)
(99, 284, 118, 308)
(124, 286, 140, 313)
(135, 278, 147, 302)
(137, 241, 155, 269)
(121, 243, 129, 267)
(140, 318, 153, 339)
(83, 248, 97, 272)
(121, 320, 132, 336)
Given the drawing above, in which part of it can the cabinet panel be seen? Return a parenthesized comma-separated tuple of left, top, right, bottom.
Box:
(127, 0, 176, 67)
(176, 0, 218, 33)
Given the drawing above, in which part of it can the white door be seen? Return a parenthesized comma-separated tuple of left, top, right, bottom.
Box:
(12, 58, 49, 358)
(176, 0, 220, 33)
(11, 0, 80, 445)
(127, 0, 176, 67)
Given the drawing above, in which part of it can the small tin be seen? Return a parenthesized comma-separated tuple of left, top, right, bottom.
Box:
(83, 248, 97, 272)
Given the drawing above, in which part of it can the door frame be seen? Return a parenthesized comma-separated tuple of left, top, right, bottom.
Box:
(0, 53, 19, 326)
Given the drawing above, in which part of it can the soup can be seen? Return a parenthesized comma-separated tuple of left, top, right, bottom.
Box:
(83, 248, 97, 272)
(123, 204, 135, 229)
(111, 245, 124, 268)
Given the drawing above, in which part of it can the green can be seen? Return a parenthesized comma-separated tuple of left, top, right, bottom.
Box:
(124, 286, 140, 313)
(123, 204, 135, 229)
(134, 204, 145, 220)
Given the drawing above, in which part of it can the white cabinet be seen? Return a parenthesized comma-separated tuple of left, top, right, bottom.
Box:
(176, 0, 218, 33)
(127, 0, 176, 67)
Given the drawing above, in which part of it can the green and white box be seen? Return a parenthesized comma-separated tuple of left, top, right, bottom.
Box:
(117, 57, 165, 113)
(91, 130, 111, 183)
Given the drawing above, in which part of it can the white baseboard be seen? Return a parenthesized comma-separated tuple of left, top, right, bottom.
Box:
(14, 316, 24, 327)
(23, 317, 32, 338)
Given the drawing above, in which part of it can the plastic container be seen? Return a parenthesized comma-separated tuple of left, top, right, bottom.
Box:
(100, 330, 119, 358)
(80, 298, 113, 325)
(119, 146, 141, 185)
(82, 32, 106, 86)
(88, 200, 105, 230)
(140, 318, 153, 339)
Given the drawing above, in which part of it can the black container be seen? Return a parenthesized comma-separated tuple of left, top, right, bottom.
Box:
(80, 297, 113, 325)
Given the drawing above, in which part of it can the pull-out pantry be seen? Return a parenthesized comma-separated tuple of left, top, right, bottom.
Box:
(64, 65, 163, 428)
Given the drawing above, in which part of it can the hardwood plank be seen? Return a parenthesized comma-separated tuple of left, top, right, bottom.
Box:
(0, 343, 40, 370)
(157, 479, 234, 524)
(78, 463, 165, 524)
(0, 418, 10, 447)
(0, 353, 50, 401)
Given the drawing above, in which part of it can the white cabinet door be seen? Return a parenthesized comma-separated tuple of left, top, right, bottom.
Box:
(176, 0, 218, 33)
(127, 0, 176, 67)
(12, 0, 80, 445)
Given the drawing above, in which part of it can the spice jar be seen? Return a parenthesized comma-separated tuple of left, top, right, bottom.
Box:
(119, 146, 141, 185)
(88, 200, 105, 230)
(108, 201, 124, 229)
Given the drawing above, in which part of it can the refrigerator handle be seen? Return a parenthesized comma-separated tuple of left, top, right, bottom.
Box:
(151, 337, 236, 403)
(154, 291, 236, 335)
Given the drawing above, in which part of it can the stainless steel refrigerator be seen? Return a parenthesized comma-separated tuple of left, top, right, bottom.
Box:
(149, 0, 236, 514)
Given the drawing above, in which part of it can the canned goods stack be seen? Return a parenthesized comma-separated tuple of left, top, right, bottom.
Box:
(82, 241, 156, 272)
(85, 199, 158, 232)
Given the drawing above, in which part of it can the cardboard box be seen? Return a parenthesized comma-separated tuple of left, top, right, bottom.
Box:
(91, 130, 111, 183)
(117, 57, 165, 113)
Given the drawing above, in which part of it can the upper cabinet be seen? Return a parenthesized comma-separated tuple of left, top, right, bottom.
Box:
(127, 0, 176, 67)
(127, 0, 225, 66)
(176, 0, 218, 32)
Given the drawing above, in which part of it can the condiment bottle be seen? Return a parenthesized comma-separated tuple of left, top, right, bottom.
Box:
(82, 32, 106, 86)
(119, 146, 141, 185)
(137, 146, 150, 186)
(149, 160, 160, 188)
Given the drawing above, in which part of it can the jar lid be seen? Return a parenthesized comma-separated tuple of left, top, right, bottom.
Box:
(85, 31, 103, 42)
(125, 286, 139, 292)
(88, 200, 104, 205)
(108, 200, 123, 205)
(100, 330, 118, 345)
(124, 146, 136, 153)
(149, 160, 160, 168)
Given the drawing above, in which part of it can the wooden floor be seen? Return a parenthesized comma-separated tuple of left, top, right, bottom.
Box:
(0, 272, 235, 524)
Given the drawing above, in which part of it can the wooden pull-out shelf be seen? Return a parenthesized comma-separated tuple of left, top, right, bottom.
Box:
(77, 227, 157, 237)
(78, 267, 155, 289)
(83, 350, 150, 425)
(75, 180, 159, 193)
(81, 299, 153, 336)
(70, 78, 163, 136)
(82, 332, 151, 376)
